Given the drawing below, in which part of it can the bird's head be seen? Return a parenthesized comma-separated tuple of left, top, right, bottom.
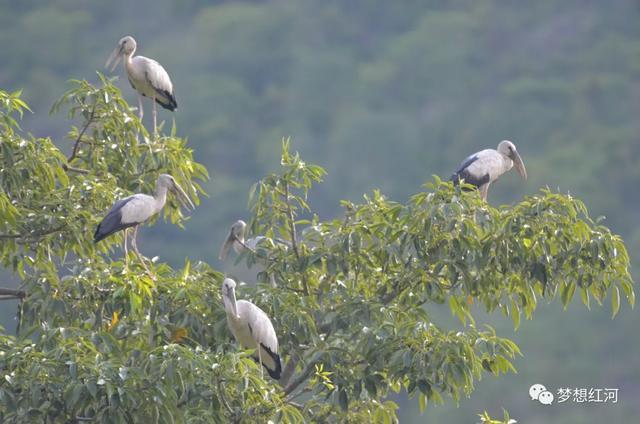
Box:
(222, 277, 237, 295)
(158, 174, 196, 212)
(221, 278, 238, 317)
(497, 140, 527, 180)
(231, 220, 247, 240)
(105, 35, 137, 72)
(219, 220, 247, 260)
(118, 36, 137, 55)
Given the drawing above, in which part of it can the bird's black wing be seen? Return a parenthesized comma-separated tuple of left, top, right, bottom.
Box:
(145, 70, 177, 111)
(94, 197, 137, 243)
(259, 342, 282, 380)
(450, 154, 490, 188)
(247, 321, 282, 379)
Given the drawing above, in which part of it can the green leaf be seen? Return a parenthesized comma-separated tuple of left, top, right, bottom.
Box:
(418, 393, 427, 413)
(611, 285, 620, 318)
(561, 283, 576, 308)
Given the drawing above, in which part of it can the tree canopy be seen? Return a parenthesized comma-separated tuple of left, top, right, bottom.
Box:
(0, 81, 634, 422)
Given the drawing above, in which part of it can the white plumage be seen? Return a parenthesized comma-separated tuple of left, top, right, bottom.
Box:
(94, 174, 194, 275)
(106, 36, 177, 135)
(219, 220, 290, 261)
(451, 140, 527, 200)
(219, 220, 248, 261)
(222, 278, 281, 379)
(218, 220, 290, 287)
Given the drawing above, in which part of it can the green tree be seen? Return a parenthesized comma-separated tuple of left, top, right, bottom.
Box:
(0, 81, 634, 422)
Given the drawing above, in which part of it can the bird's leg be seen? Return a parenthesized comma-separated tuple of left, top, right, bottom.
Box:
(136, 94, 148, 144)
(480, 184, 489, 201)
(152, 97, 158, 138)
(257, 347, 264, 379)
(137, 93, 144, 121)
(131, 226, 155, 279)
(123, 228, 129, 267)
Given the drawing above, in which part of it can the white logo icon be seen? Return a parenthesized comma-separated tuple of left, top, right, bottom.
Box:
(538, 390, 554, 405)
(529, 384, 546, 400)
(530, 384, 554, 405)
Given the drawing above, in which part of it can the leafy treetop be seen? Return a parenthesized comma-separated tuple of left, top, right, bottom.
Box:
(0, 80, 634, 423)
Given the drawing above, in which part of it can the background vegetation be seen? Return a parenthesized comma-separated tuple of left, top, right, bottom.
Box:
(1, 0, 638, 422)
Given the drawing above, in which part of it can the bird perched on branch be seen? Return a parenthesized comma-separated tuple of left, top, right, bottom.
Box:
(106, 35, 177, 136)
(94, 174, 194, 276)
(451, 140, 527, 200)
(221, 278, 282, 379)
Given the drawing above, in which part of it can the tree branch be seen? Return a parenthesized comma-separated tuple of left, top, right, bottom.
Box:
(283, 181, 309, 296)
(0, 224, 67, 240)
(62, 164, 89, 174)
(217, 380, 234, 416)
(0, 287, 25, 299)
(279, 350, 299, 388)
(283, 352, 323, 396)
(283, 181, 299, 258)
(67, 103, 97, 163)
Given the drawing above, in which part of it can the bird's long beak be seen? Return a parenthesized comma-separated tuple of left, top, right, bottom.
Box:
(171, 181, 195, 211)
(512, 150, 528, 180)
(219, 231, 235, 261)
(105, 46, 123, 72)
(224, 286, 238, 318)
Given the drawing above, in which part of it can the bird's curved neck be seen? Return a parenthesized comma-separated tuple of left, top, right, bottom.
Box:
(500, 154, 514, 172)
(123, 50, 135, 71)
(153, 182, 169, 213)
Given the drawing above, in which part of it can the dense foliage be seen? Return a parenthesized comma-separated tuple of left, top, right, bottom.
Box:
(0, 83, 634, 422)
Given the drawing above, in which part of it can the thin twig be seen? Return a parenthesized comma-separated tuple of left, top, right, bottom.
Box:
(283, 181, 309, 296)
(233, 237, 258, 255)
(67, 103, 97, 163)
(288, 401, 305, 410)
(217, 380, 234, 416)
(62, 164, 89, 174)
(283, 182, 299, 258)
(0, 224, 67, 240)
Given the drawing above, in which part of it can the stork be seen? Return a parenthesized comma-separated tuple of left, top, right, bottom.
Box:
(219, 220, 291, 260)
(106, 36, 177, 136)
(219, 220, 250, 261)
(219, 220, 290, 287)
(94, 174, 194, 276)
(221, 278, 282, 379)
(450, 140, 527, 201)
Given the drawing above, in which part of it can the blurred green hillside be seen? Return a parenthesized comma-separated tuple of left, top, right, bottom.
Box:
(1, 0, 638, 422)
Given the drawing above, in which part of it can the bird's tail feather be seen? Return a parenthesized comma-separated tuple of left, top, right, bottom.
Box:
(260, 343, 282, 380)
(94, 219, 137, 243)
(155, 90, 177, 111)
